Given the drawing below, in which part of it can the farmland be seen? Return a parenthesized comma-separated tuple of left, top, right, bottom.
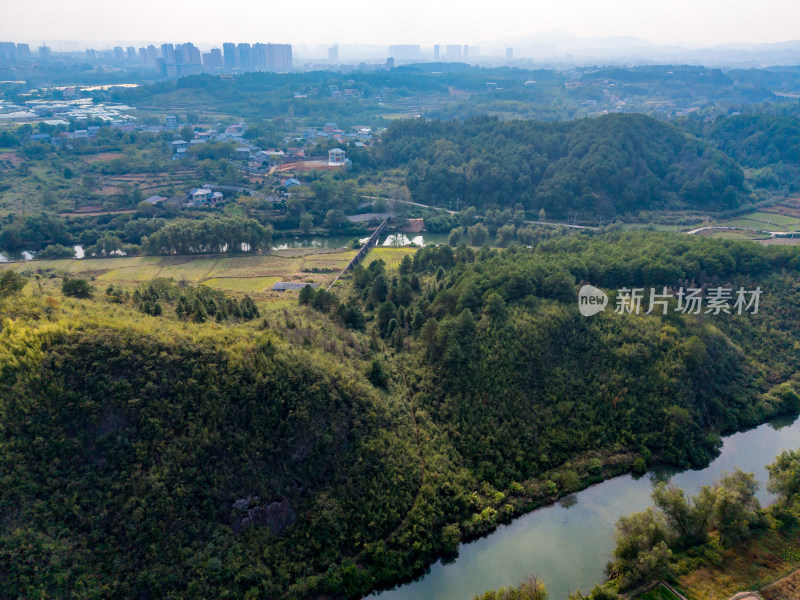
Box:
(0, 247, 367, 297)
(719, 210, 800, 233)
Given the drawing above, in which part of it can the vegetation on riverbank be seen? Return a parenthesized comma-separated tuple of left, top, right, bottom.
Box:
(603, 448, 800, 600)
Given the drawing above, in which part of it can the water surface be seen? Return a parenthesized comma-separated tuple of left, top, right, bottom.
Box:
(371, 415, 800, 600)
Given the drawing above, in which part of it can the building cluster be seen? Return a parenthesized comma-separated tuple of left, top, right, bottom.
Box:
(130, 41, 292, 76)
(113, 41, 293, 76)
(0, 42, 33, 60)
(0, 40, 292, 76)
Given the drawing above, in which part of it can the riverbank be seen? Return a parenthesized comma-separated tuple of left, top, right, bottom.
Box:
(671, 527, 800, 600)
(371, 412, 800, 600)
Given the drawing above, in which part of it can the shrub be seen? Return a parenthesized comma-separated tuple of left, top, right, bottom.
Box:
(61, 278, 93, 298)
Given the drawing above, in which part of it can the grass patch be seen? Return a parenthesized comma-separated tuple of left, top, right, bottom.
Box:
(700, 230, 769, 240)
(203, 276, 278, 293)
(210, 255, 303, 278)
(720, 212, 800, 232)
(677, 528, 800, 600)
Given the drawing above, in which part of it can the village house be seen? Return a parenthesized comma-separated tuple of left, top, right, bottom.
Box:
(328, 147, 346, 166)
(281, 178, 303, 189)
(187, 187, 224, 205)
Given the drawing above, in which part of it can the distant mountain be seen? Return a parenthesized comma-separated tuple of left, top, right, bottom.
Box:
(475, 30, 800, 67)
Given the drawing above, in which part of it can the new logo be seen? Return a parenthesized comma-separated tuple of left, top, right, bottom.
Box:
(578, 284, 608, 316)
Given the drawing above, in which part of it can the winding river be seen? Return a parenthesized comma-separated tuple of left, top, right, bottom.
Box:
(370, 414, 800, 600)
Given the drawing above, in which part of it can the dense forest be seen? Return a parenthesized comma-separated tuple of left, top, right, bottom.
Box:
(1, 232, 799, 599)
(373, 114, 746, 219)
(682, 111, 800, 193)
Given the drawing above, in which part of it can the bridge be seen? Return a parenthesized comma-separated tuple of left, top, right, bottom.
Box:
(327, 217, 389, 291)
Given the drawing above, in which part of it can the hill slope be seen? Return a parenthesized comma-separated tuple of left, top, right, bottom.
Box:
(375, 114, 746, 218)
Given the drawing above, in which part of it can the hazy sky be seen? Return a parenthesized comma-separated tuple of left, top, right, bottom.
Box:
(3, 0, 799, 48)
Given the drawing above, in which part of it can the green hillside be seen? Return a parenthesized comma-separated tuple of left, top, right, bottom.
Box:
(374, 114, 746, 218)
(1, 232, 799, 599)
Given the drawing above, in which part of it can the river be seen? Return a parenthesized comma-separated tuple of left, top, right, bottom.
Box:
(0, 233, 451, 260)
(370, 414, 800, 600)
(272, 233, 449, 250)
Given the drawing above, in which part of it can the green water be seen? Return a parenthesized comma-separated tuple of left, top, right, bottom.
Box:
(370, 414, 800, 600)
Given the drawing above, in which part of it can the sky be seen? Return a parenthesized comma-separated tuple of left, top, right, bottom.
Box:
(2, 0, 799, 50)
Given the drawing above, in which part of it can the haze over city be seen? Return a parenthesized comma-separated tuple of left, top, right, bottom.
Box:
(3, 0, 800, 49)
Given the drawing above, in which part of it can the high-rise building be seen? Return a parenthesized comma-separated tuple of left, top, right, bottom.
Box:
(175, 42, 201, 65)
(253, 43, 267, 70)
(0, 42, 17, 60)
(138, 47, 148, 63)
(203, 48, 223, 70)
(38, 45, 51, 59)
(17, 43, 31, 59)
(446, 44, 461, 60)
(328, 44, 338, 62)
(433, 44, 439, 60)
(126, 46, 137, 61)
(160, 43, 175, 64)
(223, 42, 236, 68)
(85, 48, 96, 60)
(262, 44, 292, 72)
(237, 43, 252, 70)
(146, 45, 158, 64)
(113, 46, 124, 61)
(505, 47, 513, 60)
(388, 45, 420, 60)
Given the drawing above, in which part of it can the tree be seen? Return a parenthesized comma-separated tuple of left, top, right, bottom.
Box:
(468, 223, 489, 246)
(611, 508, 671, 589)
(62, 278, 93, 298)
(39, 244, 75, 259)
(539, 208, 546, 222)
(473, 576, 547, 600)
(179, 126, 195, 142)
(712, 469, 760, 547)
(300, 213, 314, 235)
(137, 200, 156, 217)
(367, 358, 388, 388)
(324, 209, 347, 231)
(652, 482, 713, 548)
(767, 449, 800, 507)
(0, 270, 26, 297)
(298, 284, 315, 305)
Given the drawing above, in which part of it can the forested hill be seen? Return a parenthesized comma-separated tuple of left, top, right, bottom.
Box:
(1, 233, 799, 599)
(374, 114, 745, 218)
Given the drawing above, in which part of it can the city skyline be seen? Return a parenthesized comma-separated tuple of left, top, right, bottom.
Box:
(3, 0, 800, 49)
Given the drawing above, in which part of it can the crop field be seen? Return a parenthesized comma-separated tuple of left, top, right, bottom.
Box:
(0, 247, 404, 298)
(361, 247, 417, 269)
(209, 255, 305, 279)
(301, 250, 356, 272)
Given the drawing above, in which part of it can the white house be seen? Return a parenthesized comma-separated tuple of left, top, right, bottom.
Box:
(328, 147, 346, 166)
